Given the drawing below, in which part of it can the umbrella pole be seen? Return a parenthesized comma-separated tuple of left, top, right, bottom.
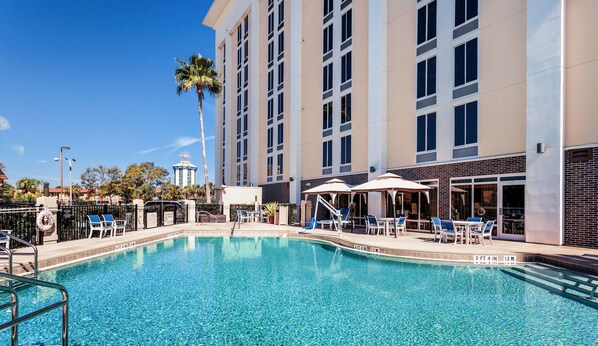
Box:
(393, 200, 397, 238)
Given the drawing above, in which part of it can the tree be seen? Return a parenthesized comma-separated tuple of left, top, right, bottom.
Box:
(14, 178, 41, 203)
(121, 162, 169, 201)
(175, 54, 222, 203)
(162, 183, 184, 201)
(80, 166, 122, 203)
(183, 184, 204, 199)
(0, 162, 5, 172)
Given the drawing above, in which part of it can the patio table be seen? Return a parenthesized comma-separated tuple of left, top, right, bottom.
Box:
(378, 218, 396, 236)
(247, 211, 261, 222)
(453, 221, 484, 244)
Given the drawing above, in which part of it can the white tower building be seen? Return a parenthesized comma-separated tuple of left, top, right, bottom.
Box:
(173, 152, 198, 188)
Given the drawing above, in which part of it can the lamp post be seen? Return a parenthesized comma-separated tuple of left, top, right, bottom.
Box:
(54, 146, 70, 204)
(54, 156, 76, 205)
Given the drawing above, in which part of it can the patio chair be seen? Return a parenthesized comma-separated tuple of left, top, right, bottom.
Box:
(471, 220, 495, 246)
(87, 214, 113, 239)
(391, 216, 407, 236)
(102, 214, 126, 237)
(0, 230, 12, 250)
(339, 208, 352, 228)
(431, 217, 442, 241)
(237, 210, 250, 223)
(467, 217, 483, 222)
(439, 219, 463, 244)
(366, 215, 385, 235)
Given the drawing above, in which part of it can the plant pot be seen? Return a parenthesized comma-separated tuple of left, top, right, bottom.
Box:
(269, 215, 274, 224)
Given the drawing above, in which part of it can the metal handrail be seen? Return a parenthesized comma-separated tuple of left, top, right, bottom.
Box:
(0, 230, 38, 278)
(0, 272, 69, 346)
(197, 210, 220, 223)
(0, 286, 19, 345)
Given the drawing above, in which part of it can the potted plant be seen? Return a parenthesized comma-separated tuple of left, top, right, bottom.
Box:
(263, 202, 278, 224)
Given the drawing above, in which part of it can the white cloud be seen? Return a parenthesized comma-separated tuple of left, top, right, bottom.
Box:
(37, 159, 48, 164)
(12, 145, 25, 155)
(138, 136, 214, 155)
(0, 116, 9, 130)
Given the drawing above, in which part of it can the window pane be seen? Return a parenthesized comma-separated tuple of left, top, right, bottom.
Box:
(417, 115, 426, 152)
(417, 60, 426, 98)
(466, 38, 478, 83)
(278, 32, 284, 54)
(428, 1, 437, 40)
(454, 105, 465, 146)
(417, 6, 426, 45)
(466, 101, 478, 144)
(428, 113, 436, 150)
(427, 56, 436, 95)
(278, 0, 284, 24)
(278, 62, 284, 84)
(454, 44, 465, 86)
(455, 0, 465, 26)
(467, 0, 478, 21)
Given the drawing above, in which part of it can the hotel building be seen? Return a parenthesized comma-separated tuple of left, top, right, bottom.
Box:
(204, 0, 598, 248)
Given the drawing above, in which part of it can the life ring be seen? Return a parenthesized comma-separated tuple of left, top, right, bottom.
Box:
(36, 209, 54, 232)
(477, 207, 486, 216)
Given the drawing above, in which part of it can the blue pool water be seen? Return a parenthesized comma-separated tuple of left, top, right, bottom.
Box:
(2, 237, 597, 345)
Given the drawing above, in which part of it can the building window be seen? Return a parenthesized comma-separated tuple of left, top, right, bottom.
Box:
(277, 153, 283, 175)
(323, 25, 333, 55)
(278, 0, 284, 25)
(341, 52, 352, 84)
(454, 101, 477, 146)
(417, 112, 436, 152)
(323, 140, 333, 168)
(243, 113, 248, 133)
(417, 56, 436, 99)
(454, 38, 477, 87)
(277, 93, 284, 115)
(323, 63, 333, 92)
(341, 9, 352, 43)
(243, 138, 248, 158)
(455, 0, 478, 27)
(236, 165, 241, 184)
(341, 135, 351, 165)
(277, 62, 284, 85)
(243, 65, 248, 85)
(237, 47, 242, 66)
(244, 41, 248, 61)
(341, 93, 351, 124)
(277, 123, 284, 145)
(237, 25, 242, 43)
(243, 89, 248, 109)
(278, 32, 284, 55)
(268, 70, 274, 92)
(268, 41, 274, 64)
(268, 12, 274, 36)
(243, 163, 248, 184)
(267, 156, 273, 176)
(244, 16, 249, 35)
(417, 0, 437, 45)
(236, 118, 241, 136)
(236, 141, 241, 160)
(324, 0, 333, 17)
(267, 127, 274, 148)
(268, 99, 274, 120)
(237, 71, 242, 90)
(323, 102, 333, 130)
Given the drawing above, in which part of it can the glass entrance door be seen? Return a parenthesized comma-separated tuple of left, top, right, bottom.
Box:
(499, 183, 525, 240)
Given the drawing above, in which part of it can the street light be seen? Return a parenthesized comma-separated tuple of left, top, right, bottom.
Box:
(53, 156, 76, 205)
(54, 146, 70, 204)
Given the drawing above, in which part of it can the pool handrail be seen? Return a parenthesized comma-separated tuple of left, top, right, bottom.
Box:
(0, 230, 38, 278)
(0, 272, 69, 346)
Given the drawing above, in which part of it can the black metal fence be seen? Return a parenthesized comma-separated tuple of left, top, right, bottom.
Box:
(57, 205, 138, 242)
(0, 206, 41, 247)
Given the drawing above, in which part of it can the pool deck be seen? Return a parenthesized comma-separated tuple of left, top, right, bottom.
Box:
(4, 222, 598, 275)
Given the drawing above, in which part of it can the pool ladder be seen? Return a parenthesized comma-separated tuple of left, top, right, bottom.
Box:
(0, 230, 69, 346)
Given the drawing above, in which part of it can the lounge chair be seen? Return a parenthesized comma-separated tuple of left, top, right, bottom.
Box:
(471, 220, 495, 246)
(431, 217, 442, 241)
(439, 219, 463, 244)
(365, 215, 384, 235)
(237, 210, 250, 223)
(102, 214, 126, 237)
(87, 214, 113, 239)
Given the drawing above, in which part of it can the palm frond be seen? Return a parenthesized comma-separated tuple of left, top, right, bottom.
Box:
(174, 53, 222, 99)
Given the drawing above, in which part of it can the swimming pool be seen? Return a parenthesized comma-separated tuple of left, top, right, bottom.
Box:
(4, 237, 597, 344)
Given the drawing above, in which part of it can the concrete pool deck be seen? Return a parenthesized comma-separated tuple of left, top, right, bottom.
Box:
(4, 222, 598, 275)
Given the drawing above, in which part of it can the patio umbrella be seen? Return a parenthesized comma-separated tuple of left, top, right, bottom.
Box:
(352, 173, 431, 238)
(302, 178, 352, 205)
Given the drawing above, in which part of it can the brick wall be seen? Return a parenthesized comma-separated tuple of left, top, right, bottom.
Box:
(564, 147, 598, 248)
(260, 182, 290, 203)
(389, 155, 526, 219)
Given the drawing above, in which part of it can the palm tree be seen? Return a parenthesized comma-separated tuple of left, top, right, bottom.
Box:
(175, 54, 222, 203)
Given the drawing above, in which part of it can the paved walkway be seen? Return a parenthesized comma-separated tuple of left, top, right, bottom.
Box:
(4, 222, 598, 275)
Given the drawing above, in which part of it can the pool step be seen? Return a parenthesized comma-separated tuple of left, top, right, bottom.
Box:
(501, 263, 598, 309)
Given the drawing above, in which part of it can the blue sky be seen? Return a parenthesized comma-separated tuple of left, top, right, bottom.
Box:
(0, 0, 217, 186)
